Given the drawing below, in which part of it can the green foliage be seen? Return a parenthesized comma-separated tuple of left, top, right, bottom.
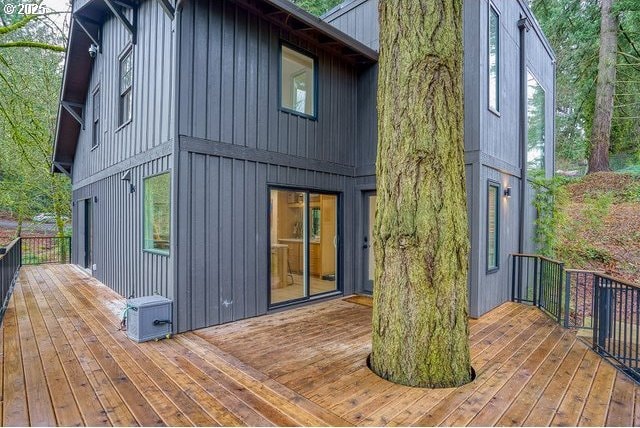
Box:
(290, 0, 344, 16)
(582, 192, 613, 231)
(581, 246, 614, 264)
(531, 0, 640, 167)
(530, 174, 569, 257)
(0, 8, 70, 237)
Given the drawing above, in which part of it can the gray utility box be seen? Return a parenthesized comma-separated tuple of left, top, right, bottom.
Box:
(126, 295, 173, 342)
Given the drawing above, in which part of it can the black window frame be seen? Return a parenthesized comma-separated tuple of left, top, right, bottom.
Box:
(91, 85, 100, 150)
(486, 180, 500, 273)
(278, 42, 318, 121)
(117, 45, 133, 128)
(488, 2, 500, 115)
(142, 171, 171, 256)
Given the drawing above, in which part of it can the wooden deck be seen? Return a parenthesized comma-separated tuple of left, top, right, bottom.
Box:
(1, 265, 639, 426)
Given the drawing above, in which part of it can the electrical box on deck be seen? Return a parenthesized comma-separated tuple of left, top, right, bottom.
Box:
(126, 295, 173, 342)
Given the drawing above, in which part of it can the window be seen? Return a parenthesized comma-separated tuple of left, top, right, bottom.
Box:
(280, 45, 316, 117)
(269, 189, 338, 306)
(488, 4, 500, 113)
(119, 47, 133, 126)
(487, 181, 500, 272)
(144, 173, 170, 255)
(527, 71, 546, 176)
(92, 88, 100, 149)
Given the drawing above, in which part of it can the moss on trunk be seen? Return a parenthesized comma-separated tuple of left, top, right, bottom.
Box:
(371, 0, 472, 388)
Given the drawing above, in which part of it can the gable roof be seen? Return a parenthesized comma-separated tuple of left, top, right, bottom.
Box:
(52, 0, 378, 174)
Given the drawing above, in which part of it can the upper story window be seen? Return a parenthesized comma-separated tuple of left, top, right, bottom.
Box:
(92, 88, 100, 149)
(527, 70, 546, 176)
(488, 4, 500, 113)
(119, 47, 133, 126)
(280, 44, 316, 118)
(487, 181, 500, 272)
(143, 172, 171, 255)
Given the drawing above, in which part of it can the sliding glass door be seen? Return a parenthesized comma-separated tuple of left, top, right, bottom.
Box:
(269, 188, 338, 306)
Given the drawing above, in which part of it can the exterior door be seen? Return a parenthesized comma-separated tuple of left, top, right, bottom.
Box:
(84, 198, 93, 270)
(363, 192, 376, 294)
(269, 188, 339, 307)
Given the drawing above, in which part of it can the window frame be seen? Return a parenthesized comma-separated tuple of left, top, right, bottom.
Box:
(117, 44, 134, 129)
(487, 2, 501, 115)
(526, 68, 547, 178)
(267, 185, 341, 309)
(278, 42, 318, 120)
(486, 180, 500, 273)
(142, 171, 171, 256)
(91, 85, 101, 150)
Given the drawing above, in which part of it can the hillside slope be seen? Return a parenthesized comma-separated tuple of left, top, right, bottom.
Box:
(557, 172, 640, 284)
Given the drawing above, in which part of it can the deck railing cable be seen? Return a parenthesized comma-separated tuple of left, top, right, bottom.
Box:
(21, 236, 71, 265)
(593, 274, 640, 381)
(511, 253, 640, 382)
(0, 238, 21, 320)
(511, 253, 564, 323)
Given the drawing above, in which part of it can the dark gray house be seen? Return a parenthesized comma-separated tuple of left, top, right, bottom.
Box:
(53, 0, 555, 333)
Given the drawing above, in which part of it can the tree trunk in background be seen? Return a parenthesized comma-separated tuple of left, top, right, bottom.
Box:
(371, 0, 472, 388)
(588, 0, 618, 173)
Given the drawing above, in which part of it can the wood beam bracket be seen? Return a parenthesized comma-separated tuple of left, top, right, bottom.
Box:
(53, 161, 72, 177)
(104, 0, 138, 44)
(61, 101, 85, 129)
(74, 13, 102, 53)
(156, 0, 174, 19)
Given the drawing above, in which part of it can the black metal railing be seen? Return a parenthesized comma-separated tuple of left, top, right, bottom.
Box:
(511, 253, 564, 322)
(564, 269, 601, 330)
(593, 274, 640, 380)
(21, 236, 71, 265)
(0, 238, 21, 319)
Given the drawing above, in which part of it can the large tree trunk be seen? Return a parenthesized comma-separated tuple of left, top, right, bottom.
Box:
(371, 0, 471, 388)
(588, 0, 618, 173)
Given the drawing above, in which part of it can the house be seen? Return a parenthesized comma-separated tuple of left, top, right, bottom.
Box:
(53, 0, 556, 333)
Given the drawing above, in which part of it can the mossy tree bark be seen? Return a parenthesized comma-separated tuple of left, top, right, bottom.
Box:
(371, 0, 472, 388)
(588, 0, 618, 174)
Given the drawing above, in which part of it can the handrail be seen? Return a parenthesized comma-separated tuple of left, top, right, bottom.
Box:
(593, 272, 640, 291)
(511, 253, 564, 265)
(564, 268, 605, 274)
(0, 238, 20, 260)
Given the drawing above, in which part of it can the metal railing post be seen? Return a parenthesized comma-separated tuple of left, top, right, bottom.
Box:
(564, 270, 572, 328)
(533, 256, 539, 307)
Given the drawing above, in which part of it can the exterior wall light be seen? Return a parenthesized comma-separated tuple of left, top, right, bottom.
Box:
(504, 187, 512, 198)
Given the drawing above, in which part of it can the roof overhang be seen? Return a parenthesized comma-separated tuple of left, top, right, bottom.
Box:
(232, 0, 378, 65)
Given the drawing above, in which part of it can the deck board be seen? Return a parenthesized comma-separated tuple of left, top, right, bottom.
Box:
(1, 265, 638, 426)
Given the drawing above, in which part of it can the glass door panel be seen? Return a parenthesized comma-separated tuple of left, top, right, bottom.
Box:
(309, 193, 338, 296)
(363, 193, 376, 294)
(270, 189, 306, 304)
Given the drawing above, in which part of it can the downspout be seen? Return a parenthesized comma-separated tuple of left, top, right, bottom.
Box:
(170, 0, 184, 333)
(517, 17, 531, 254)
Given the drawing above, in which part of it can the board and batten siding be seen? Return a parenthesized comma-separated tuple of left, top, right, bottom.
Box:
(177, 0, 359, 167)
(175, 149, 357, 332)
(72, 0, 175, 184)
(72, 154, 173, 301)
(323, 0, 380, 51)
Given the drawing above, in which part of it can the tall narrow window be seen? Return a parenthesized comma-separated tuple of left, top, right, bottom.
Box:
(144, 173, 170, 255)
(527, 71, 546, 176)
(488, 4, 500, 113)
(92, 88, 100, 148)
(280, 45, 316, 117)
(119, 48, 133, 126)
(487, 182, 500, 272)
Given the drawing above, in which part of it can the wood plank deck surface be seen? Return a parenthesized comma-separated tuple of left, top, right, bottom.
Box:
(1, 265, 638, 426)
